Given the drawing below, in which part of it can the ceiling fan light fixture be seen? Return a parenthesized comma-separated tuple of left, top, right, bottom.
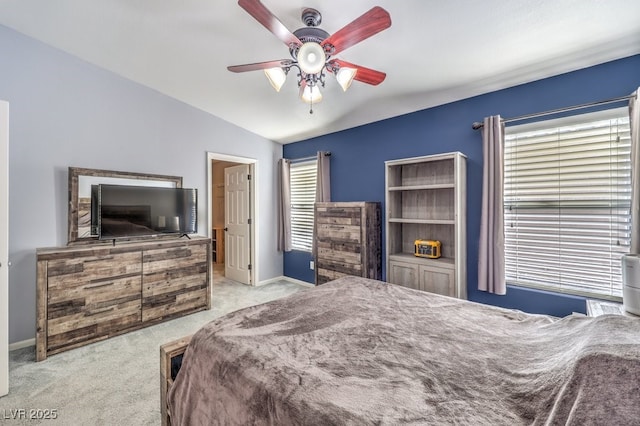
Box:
(300, 85, 323, 104)
(336, 67, 357, 91)
(264, 67, 287, 92)
(230, 3, 391, 111)
(297, 42, 326, 75)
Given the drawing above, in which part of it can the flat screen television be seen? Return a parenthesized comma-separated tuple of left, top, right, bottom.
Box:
(91, 184, 197, 240)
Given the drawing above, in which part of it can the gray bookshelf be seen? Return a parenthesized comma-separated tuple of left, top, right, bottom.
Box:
(385, 152, 467, 298)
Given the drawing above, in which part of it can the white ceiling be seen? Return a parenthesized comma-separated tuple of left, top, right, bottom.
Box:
(0, 1, 639, 144)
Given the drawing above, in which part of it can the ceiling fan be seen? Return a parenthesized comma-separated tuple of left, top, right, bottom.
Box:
(228, 0, 391, 112)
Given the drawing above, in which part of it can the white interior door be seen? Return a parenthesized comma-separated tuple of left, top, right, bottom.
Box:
(0, 101, 9, 397)
(224, 164, 251, 284)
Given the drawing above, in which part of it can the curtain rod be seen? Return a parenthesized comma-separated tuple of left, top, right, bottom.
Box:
(471, 94, 633, 130)
(289, 152, 331, 163)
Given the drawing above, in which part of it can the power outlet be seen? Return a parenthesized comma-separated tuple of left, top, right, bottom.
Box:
(309, 260, 315, 270)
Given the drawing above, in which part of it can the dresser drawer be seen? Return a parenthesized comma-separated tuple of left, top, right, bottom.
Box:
(47, 251, 142, 290)
(316, 206, 362, 224)
(316, 206, 363, 243)
(316, 244, 362, 265)
(142, 244, 207, 273)
(316, 223, 362, 243)
(316, 206, 361, 218)
(47, 275, 142, 351)
(141, 264, 208, 322)
(315, 258, 362, 277)
(141, 243, 209, 322)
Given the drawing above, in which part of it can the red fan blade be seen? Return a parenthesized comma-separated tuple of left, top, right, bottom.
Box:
(228, 59, 293, 73)
(327, 59, 386, 85)
(238, 0, 302, 48)
(321, 7, 391, 56)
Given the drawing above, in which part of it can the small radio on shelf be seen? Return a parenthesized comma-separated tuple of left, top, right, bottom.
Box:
(414, 239, 441, 259)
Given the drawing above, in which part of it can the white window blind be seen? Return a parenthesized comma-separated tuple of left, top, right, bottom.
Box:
(290, 160, 317, 251)
(504, 108, 631, 298)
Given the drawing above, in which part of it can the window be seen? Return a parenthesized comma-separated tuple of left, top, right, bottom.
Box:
(290, 160, 317, 251)
(504, 108, 631, 298)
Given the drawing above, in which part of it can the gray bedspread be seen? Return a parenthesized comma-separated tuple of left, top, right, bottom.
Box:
(168, 276, 640, 425)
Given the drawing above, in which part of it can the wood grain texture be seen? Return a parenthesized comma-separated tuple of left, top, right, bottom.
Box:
(142, 244, 209, 322)
(212, 227, 225, 264)
(35, 260, 48, 361)
(160, 335, 192, 426)
(314, 202, 381, 285)
(384, 153, 467, 299)
(67, 167, 182, 245)
(36, 236, 211, 360)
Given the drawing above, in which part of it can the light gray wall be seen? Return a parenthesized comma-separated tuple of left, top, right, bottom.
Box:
(0, 25, 284, 344)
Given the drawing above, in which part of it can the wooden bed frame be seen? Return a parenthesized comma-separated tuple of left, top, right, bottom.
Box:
(160, 335, 192, 426)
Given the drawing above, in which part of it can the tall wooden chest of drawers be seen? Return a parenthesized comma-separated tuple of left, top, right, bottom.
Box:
(314, 202, 381, 285)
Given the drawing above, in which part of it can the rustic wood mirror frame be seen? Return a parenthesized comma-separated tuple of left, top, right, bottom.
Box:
(67, 167, 183, 245)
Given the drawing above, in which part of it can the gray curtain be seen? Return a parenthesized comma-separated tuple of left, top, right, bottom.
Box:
(316, 151, 331, 202)
(312, 151, 331, 257)
(630, 88, 640, 253)
(277, 158, 292, 252)
(478, 115, 506, 295)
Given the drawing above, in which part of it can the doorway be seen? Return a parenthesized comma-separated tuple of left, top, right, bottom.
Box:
(207, 153, 256, 287)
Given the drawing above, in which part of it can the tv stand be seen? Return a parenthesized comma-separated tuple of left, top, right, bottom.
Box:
(35, 236, 211, 361)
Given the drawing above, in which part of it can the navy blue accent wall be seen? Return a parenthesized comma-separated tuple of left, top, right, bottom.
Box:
(285, 249, 316, 283)
(283, 55, 640, 317)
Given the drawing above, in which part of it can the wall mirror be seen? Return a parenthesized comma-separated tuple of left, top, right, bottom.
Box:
(68, 167, 182, 245)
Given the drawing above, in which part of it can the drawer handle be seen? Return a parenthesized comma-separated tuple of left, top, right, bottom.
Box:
(84, 281, 115, 290)
(86, 306, 115, 316)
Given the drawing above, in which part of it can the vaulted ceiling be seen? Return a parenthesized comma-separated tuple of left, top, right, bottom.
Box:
(0, 0, 639, 143)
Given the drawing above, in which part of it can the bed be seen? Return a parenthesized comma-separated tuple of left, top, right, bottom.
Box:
(161, 275, 640, 425)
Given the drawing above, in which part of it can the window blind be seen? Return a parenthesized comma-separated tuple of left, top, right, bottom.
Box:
(504, 108, 631, 298)
(290, 160, 317, 251)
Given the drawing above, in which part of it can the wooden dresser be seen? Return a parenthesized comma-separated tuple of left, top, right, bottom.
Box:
(314, 202, 381, 285)
(36, 236, 210, 361)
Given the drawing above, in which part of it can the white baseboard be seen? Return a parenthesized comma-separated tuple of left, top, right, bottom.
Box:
(9, 338, 34, 351)
(257, 276, 315, 288)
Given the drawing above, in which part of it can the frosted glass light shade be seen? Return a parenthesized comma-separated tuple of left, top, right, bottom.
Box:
(336, 67, 357, 91)
(264, 67, 287, 92)
(300, 85, 323, 104)
(297, 42, 326, 74)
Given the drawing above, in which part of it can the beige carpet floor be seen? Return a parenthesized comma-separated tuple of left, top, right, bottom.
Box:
(0, 266, 308, 425)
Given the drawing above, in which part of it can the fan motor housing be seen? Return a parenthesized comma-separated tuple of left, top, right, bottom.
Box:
(291, 27, 330, 60)
(290, 8, 330, 59)
(293, 27, 330, 44)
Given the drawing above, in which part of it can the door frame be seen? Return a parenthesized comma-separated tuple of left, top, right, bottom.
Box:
(1, 101, 9, 396)
(206, 152, 257, 286)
